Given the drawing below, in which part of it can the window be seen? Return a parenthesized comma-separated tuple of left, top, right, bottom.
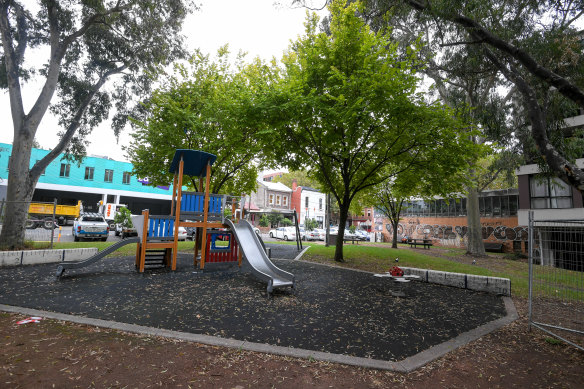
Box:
(276, 195, 281, 206)
(104, 169, 114, 183)
(122, 171, 131, 184)
(319, 198, 323, 210)
(283, 196, 288, 206)
(60, 163, 70, 177)
(530, 177, 573, 209)
(305, 196, 309, 208)
(269, 194, 274, 205)
(85, 167, 94, 180)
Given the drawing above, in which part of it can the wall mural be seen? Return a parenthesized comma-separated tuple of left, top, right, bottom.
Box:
(386, 222, 529, 244)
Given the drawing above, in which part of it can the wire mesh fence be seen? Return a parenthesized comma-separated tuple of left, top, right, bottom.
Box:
(528, 212, 584, 351)
(0, 200, 64, 247)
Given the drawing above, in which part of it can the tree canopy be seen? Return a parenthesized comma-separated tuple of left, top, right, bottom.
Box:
(127, 49, 272, 195)
(0, 0, 193, 248)
(262, 0, 479, 261)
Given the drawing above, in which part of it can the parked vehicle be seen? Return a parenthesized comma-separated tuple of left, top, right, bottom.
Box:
(26, 200, 82, 229)
(98, 202, 130, 230)
(177, 226, 188, 241)
(355, 230, 370, 241)
(268, 226, 297, 241)
(304, 228, 320, 241)
(114, 222, 137, 239)
(72, 213, 109, 241)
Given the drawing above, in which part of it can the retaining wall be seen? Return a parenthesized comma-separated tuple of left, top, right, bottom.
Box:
(0, 248, 98, 267)
(400, 267, 511, 296)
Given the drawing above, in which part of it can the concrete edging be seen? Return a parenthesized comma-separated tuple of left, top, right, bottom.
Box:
(400, 267, 512, 296)
(0, 248, 98, 267)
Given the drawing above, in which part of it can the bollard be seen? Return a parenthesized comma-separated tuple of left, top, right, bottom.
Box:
(58, 226, 62, 242)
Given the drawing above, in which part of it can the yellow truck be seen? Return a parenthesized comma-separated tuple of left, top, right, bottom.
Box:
(27, 201, 82, 229)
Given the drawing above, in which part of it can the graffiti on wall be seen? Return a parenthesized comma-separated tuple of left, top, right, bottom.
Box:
(386, 223, 529, 242)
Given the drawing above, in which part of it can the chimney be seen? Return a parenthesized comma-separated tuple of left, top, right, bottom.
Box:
(292, 179, 298, 191)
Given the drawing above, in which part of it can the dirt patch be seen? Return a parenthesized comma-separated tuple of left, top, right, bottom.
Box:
(1, 300, 582, 388)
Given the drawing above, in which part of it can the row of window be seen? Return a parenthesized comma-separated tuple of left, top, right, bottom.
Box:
(268, 193, 289, 207)
(305, 196, 324, 211)
(403, 195, 520, 217)
(529, 176, 573, 209)
(60, 163, 131, 184)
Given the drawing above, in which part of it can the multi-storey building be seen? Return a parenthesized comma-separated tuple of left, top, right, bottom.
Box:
(0, 143, 173, 214)
(246, 180, 293, 226)
(290, 181, 326, 228)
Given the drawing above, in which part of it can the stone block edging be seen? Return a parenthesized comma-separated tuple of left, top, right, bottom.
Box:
(0, 248, 98, 267)
(400, 266, 511, 296)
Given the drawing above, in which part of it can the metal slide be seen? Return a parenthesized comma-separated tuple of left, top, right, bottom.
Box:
(56, 237, 140, 278)
(224, 219, 295, 294)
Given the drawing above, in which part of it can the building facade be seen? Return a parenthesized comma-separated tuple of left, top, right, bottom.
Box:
(290, 181, 326, 227)
(0, 143, 173, 215)
(381, 189, 524, 252)
(246, 180, 294, 226)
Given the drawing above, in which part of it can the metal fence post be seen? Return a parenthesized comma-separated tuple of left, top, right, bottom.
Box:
(50, 198, 57, 249)
(528, 210, 534, 331)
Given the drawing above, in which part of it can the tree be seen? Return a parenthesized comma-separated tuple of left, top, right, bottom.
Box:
(305, 218, 318, 231)
(126, 49, 271, 195)
(397, 0, 584, 193)
(0, 1, 192, 249)
(272, 170, 321, 190)
(263, 0, 478, 261)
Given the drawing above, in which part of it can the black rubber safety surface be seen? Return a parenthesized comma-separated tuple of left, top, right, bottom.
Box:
(0, 248, 506, 362)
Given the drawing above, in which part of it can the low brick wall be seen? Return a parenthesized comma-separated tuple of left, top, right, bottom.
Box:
(400, 266, 511, 296)
(0, 248, 98, 267)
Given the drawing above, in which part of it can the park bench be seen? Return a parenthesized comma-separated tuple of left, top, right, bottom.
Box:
(408, 238, 433, 249)
(483, 241, 504, 253)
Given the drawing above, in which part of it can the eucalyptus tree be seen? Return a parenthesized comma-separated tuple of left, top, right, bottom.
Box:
(0, 0, 193, 248)
(263, 0, 479, 262)
(127, 49, 272, 196)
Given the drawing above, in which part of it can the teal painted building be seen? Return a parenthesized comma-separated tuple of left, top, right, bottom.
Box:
(0, 143, 173, 214)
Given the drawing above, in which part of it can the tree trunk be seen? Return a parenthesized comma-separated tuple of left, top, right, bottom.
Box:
(466, 187, 486, 256)
(334, 204, 349, 262)
(0, 136, 38, 249)
(391, 220, 399, 249)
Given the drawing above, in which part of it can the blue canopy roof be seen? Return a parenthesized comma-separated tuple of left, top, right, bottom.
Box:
(169, 149, 217, 177)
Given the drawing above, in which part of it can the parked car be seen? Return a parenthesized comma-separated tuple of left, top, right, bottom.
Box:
(114, 221, 137, 239)
(355, 230, 370, 241)
(298, 226, 306, 240)
(177, 226, 188, 241)
(268, 226, 297, 241)
(72, 213, 109, 242)
(304, 228, 321, 241)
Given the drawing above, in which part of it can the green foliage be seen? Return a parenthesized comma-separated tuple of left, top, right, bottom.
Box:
(281, 218, 293, 227)
(261, 0, 479, 260)
(113, 207, 133, 228)
(305, 218, 318, 231)
(259, 214, 270, 227)
(127, 48, 275, 195)
(273, 170, 322, 190)
(349, 225, 356, 234)
(267, 213, 284, 227)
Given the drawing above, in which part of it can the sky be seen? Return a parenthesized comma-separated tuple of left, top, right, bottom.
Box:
(0, 0, 329, 162)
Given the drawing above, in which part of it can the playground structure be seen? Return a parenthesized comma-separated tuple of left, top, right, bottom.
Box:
(57, 149, 295, 294)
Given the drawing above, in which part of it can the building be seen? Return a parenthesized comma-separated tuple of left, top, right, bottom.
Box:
(246, 180, 294, 226)
(516, 158, 584, 270)
(262, 172, 285, 182)
(381, 189, 524, 252)
(0, 143, 173, 215)
(290, 181, 326, 227)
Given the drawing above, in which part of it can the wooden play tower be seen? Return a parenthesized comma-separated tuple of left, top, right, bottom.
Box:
(134, 149, 242, 272)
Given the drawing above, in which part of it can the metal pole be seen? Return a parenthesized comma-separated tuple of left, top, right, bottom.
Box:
(50, 198, 57, 249)
(528, 210, 534, 331)
(325, 193, 330, 247)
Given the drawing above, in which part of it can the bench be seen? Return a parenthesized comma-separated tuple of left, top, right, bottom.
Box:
(343, 238, 360, 244)
(408, 238, 432, 249)
(483, 241, 504, 253)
